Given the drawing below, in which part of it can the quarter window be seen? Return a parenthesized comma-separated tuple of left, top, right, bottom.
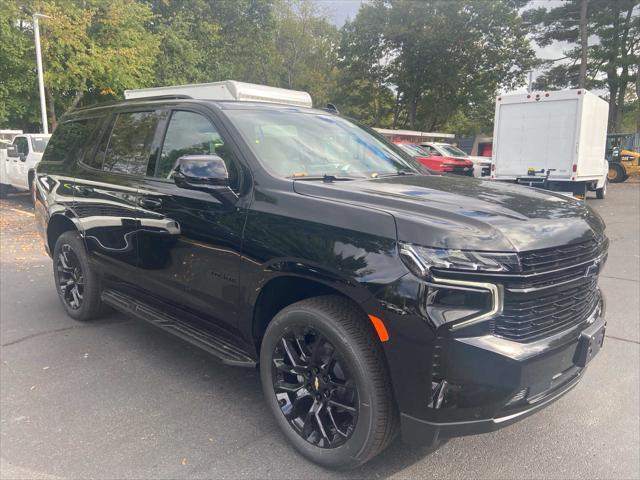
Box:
(102, 111, 162, 176)
(43, 119, 101, 164)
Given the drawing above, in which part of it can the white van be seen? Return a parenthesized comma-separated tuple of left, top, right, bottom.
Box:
(0, 133, 51, 198)
(491, 89, 609, 199)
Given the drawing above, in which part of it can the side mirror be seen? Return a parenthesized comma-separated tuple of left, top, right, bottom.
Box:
(173, 155, 237, 204)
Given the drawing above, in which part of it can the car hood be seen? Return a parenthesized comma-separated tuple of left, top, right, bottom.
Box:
(293, 175, 605, 252)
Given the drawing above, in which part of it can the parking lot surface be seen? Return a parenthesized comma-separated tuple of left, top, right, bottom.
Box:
(1, 184, 639, 480)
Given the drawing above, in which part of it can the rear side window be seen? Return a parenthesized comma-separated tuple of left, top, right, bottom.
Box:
(42, 119, 101, 163)
(102, 111, 163, 176)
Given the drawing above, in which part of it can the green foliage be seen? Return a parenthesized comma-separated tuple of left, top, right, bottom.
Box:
(0, 0, 40, 129)
(525, 0, 639, 132)
(6, 0, 631, 137)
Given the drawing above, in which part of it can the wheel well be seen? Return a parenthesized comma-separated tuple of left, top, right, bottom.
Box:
(253, 276, 355, 349)
(47, 215, 77, 254)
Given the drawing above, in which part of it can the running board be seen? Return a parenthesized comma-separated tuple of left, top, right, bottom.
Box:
(101, 289, 256, 368)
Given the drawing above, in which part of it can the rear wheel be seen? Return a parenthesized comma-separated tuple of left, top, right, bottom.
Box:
(260, 296, 398, 469)
(0, 183, 9, 199)
(53, 231, 107, 321)
(608, 163, 626, 183)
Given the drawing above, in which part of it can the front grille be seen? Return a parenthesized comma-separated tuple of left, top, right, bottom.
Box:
(492, 238, 607, 342)
(437, 237, 607, 342)
(519, 238, 607, 274)
(495, 278, 600, 341)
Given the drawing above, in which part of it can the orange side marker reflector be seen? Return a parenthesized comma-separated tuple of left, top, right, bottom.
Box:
(368, 315, 389, 342)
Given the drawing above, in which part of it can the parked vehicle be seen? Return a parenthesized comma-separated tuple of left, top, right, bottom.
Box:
(420, 141, 492, 177)
(35, 81, 608, 469)
(606, 132, 639, 183)
(491, 89, 609, 199)
(392, 140, 474, 176)
(0, 133, 51, 198)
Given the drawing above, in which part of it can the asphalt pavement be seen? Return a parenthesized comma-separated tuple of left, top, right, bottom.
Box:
(1, 184, 639, 479)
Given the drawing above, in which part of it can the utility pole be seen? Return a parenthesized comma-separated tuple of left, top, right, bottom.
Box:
(33, 13, 50, 134)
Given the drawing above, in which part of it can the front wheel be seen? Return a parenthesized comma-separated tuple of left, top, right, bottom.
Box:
(53, 231, 107, 321)
(608, 163, 626, 183)
(596, 178, 607, 199)
(260, 296, 398, 469)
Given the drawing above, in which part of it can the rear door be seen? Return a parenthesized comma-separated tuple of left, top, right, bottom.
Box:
(134, 107, 248, 333)
(495, 99, 577, 179)
(74, 109, 166, 282)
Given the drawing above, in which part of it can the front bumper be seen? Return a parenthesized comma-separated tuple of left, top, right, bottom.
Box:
(398, 297, 606, 445)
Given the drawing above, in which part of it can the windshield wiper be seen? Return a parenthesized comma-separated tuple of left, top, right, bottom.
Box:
(287, 174, 365, 182)
(375, 170, 418, 178)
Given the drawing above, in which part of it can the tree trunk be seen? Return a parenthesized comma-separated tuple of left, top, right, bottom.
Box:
(392, 90, 401, 129)
(607, 81, 618, 133)
(45, 87, 57, 132)
(578, 0, 588, 88)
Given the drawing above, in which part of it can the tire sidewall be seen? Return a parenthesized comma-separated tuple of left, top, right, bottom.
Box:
(53, 231, 99, 321)
(260, 304, 379, 469)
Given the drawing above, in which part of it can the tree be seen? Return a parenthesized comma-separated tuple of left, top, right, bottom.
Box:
(526, 0, 640, 132)
(337, 0, 535, 133)
(0, 0, 41, 130)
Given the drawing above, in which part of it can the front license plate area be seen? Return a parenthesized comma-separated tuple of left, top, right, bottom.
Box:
(574, 319, 606, 367)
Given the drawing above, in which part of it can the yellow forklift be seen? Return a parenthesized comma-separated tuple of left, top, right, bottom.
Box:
(606, 133, 640, 183)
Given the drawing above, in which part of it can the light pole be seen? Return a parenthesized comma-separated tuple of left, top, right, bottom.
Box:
(33, 13, 50, 134)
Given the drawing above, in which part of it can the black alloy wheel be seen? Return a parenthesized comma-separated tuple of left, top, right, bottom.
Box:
(260, 296, 398, 469)
(271, 327, 359, 449)
(56, 244, 85, 310)
(53, 230, 108, 321)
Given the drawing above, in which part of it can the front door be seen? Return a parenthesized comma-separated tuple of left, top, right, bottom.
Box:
(135, 108, 248, 333)
(8, 136, 29, 188)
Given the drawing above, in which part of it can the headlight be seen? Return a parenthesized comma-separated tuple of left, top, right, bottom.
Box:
(400, 243, 512, 330)
(399, 243, 520, 278)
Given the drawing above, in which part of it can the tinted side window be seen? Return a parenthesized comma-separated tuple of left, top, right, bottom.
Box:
(156, 110, 240, 191)
(102, 111, 162, 176)
(43, 119, 101, 164)
(14, 137, 29, 155)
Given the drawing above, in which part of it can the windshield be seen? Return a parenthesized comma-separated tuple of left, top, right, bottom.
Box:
(32, 137, 50, 153)
(226, 110, 420, 178)
(397, 143, 428, 157)
(439, 144, 468, 157)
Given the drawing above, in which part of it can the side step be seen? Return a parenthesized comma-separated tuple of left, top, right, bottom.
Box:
(102, 289, 256, 368)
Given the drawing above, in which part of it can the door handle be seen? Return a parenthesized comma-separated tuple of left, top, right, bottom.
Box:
(138, 197, 163, 209)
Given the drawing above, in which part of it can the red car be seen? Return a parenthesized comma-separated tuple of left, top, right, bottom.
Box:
(392, 141, 474, 176)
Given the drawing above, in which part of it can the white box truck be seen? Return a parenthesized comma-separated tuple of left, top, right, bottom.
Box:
(491, 89, 609, 199)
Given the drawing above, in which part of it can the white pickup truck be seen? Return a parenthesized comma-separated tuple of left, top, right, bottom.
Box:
(0, 133, 51, 198)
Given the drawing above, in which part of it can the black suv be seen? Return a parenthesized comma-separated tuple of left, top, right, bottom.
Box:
(35, 97, 608, 469)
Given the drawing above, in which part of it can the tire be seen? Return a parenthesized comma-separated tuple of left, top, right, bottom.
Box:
(260, 295, 398, 469)
(53, 230, 107, 321)
(608, 163, 626, 183)
(0, 183, 9, 199)
(596, 178, 607, 199)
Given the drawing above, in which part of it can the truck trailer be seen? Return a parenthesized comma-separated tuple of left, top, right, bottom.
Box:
(491, 89, 609, 199)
